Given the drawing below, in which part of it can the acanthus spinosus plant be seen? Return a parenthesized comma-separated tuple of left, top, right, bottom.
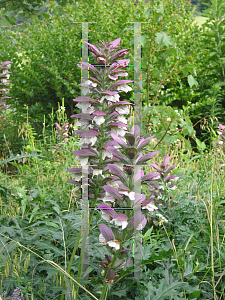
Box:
(67, 38, 179, 298)
(66, 37, 135, 291)
(0, 61, 12, 132)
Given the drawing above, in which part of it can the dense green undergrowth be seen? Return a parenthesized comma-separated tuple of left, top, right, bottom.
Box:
(0, 115, 224, 299)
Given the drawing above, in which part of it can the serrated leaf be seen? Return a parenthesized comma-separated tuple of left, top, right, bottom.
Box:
(156, 32, 172, 48)
(167, 47, 178, 57)
(0, 151, 46, 165)
(188, 75, 198, 88)
(144, 7, 153, 18)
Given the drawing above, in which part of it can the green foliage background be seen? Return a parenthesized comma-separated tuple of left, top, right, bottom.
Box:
(0, 0, 225, 155)
(0, 1, 225, 299)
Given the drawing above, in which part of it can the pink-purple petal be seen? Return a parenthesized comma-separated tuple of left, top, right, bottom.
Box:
(99, 224, 114, 242)
(70, 113, 92, 119)
(77, 62, 100, 75)
(93, 110, 106, 116)
(73, 96, 96, 102)
(1, 61, 12, 66)
(142, 172, 160, 182)
(165, 165, 177, 173)
(110, 132, 127, 147)
(67, 168, 82, 173)
(74, 129, 99, 137)
(112, 59, 130, 67)
(108, 164, 128, 185)
(137, 136, 154, 150)
(162, 156, 170, 167)
(83, 41, 103, 56)
(103, 185, 123, 201)
(109, 38, 121, 49)
(104, 146, 130, 164)
(150, 163, 162, 172)
(136, 152, 159, 164)
(114, 214, 128, 221)
(73, 149, 98, 156)
(102, 90, 119, 95)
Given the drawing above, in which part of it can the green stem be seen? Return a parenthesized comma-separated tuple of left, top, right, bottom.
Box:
(99, 252, 118, 300)
(99, 282, 108, 300)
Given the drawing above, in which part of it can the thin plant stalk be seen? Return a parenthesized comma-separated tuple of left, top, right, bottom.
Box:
(210, 159, 217, 299)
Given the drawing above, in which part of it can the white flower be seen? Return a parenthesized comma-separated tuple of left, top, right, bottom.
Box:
(142, 203, 158, 212)
(106, 180, 119, 189)
(81, 87, 90, 95)
(72, 173, 82, 181)
(218, 131, 222, 135)
(80, 80, 97, 95)
(76, 102, 91, 113)
(128, 192, 135, 200)
(158, 185, 165, 190)
(93, 115, 105, 125)
(111, 218, 128, 230)
(101, 94, 120, 102)
(79, 136, 97, 146)
(107, 239, 121, 250)
(117, 84, 132, 93)
(111, 127, 126, 137)
(77, 157, 89, 166)
(86, 80, 97, 87)
(102, 150, 113, 160)
(103, 192, 115, 203)
(114, 162, 124, 169)
(219, 141, 223, 145)
(101, 212, 111, 222)
(99, 233, 107, 245)
(115, 105, 130, 115)
(167, 118, 171, 121)
(87, 106, 95, 114)
(76, 119, 90, 128)
(93, 169, 103, 177)
(116, 115, 128, 124)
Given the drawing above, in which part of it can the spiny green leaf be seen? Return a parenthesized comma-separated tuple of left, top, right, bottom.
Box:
(156, 32, 172, 48)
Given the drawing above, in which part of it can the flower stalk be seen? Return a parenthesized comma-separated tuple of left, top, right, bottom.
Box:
(67, 38, 133, 299)
(66, 38, 179, 299)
